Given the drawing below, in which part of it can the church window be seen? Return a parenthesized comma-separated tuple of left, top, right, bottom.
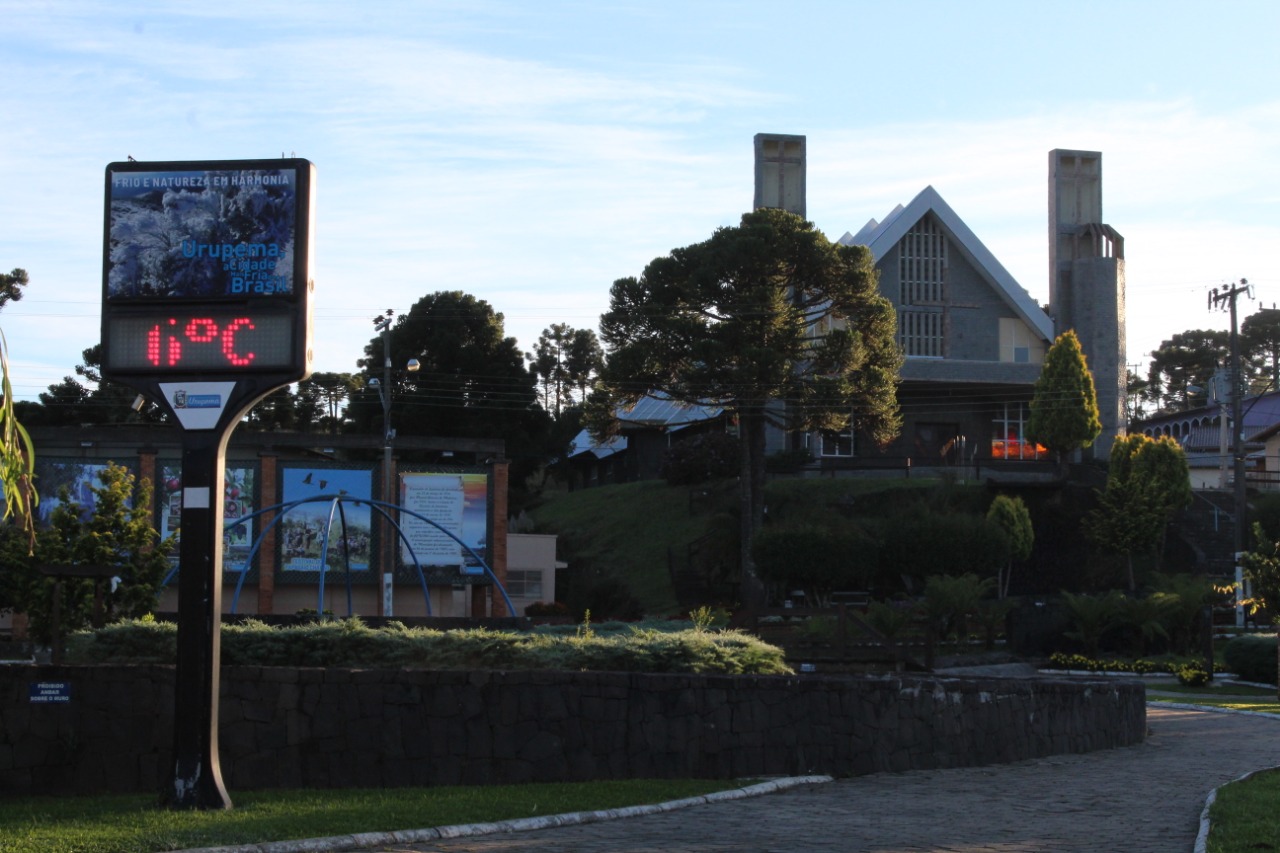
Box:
(898, 216, 947, 357)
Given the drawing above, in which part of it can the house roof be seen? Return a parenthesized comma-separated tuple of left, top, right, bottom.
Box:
(838, 185, 1054, 343)
(565, 394, 726, 462)
(566, 429, 627, 461)
(615, 394, 724, 429)
(1137, 389, 1280, 449)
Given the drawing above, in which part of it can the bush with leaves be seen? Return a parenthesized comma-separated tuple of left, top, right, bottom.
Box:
(1059, 590, 1123, 658)
(1116, 592, 1177, 657)
(752, 523, 875, 605)
(661, 431, 741, 486)
(1175, 664, 1210, 687)
(923, 573, 995, 645)
(876, 511, 1008, 592)
(1151, 572, 1217, 655)
(1241, 523, 1280, 621)
(566, 575, 643, 621)
(987, 494, 1033, 599)
(67, 617, 793, 675)
(1221, 634, 1277, 684)
(3, 462, 171, 643)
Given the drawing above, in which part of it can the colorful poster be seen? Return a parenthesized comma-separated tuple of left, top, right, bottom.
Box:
(157, 465, 257, 572)
(280, 467, 373, 573)
(399, 472, 488, 568)
(33, 461, 116, 526)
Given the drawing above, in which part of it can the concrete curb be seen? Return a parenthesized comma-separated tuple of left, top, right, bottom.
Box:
(173, 775, 835, 853)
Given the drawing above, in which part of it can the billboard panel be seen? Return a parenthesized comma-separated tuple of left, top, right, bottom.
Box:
(100, 158, 314, 384)
(104, 161, 310, 301)
(399, 472, 489, 569)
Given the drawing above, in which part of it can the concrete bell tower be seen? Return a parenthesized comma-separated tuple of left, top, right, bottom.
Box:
(1049, 149, 1127, 458)
(754, 133, 806, 218)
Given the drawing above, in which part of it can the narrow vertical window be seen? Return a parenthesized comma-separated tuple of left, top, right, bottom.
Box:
(897, 215, 946, 357)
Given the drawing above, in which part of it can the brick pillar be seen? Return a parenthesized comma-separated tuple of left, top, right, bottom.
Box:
(483, 455, 509, 614)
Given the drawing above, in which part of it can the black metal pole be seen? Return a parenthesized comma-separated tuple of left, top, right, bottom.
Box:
(166, 427, 232, 809)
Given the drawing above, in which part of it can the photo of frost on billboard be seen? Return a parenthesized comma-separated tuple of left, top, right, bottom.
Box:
(105, 162, 305, 301)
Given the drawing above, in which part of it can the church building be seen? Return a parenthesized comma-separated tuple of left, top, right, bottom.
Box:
(753, 134, 1126, 471)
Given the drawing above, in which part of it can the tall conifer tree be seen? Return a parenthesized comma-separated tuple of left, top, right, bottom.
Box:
(1027, 330, 1102, 466)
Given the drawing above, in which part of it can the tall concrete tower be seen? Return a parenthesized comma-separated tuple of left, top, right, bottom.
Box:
(754, 133, 806, 218)
(1049, 149, 1127, 458)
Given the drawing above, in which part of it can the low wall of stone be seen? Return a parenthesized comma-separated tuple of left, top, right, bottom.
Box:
(0, 665, 1146, 795)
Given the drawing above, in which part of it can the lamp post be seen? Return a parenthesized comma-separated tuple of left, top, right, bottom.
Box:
(369, 310, 419, 617)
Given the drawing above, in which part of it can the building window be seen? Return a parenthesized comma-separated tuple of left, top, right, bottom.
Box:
(820, 427, 854, 457)
(898, 215, 947, 357)
(999, 318, 1045, 364)
(899, 310, 944, 358)
(505, 569, 543, 599)
(991, 402, 1049, 460)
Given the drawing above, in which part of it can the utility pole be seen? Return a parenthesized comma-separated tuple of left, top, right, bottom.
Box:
(1210, 278, 1253, 627)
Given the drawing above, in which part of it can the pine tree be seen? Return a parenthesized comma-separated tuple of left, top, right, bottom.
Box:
(1027, 330, 1102, 466)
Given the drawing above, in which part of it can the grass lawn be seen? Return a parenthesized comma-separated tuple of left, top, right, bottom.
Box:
(1207, 768, 1280, 853)
(1146, 680, 1280, 713)
(0, 779, 748, 853)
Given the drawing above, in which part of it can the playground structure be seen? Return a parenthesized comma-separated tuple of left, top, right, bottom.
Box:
(162, 494, 515, 619)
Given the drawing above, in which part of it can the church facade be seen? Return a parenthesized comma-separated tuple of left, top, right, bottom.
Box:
(753, 134, 1126, 471)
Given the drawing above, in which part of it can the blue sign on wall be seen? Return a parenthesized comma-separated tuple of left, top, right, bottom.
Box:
(30, 681, 71, 703)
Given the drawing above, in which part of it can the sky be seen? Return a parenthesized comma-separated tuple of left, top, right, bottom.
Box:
(2, 0, 1278, 403)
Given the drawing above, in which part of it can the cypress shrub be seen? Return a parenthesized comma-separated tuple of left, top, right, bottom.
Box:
(1222, 634, 1278, 684)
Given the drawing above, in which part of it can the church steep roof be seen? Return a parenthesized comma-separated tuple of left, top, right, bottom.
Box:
(837, 185, 1054, 343)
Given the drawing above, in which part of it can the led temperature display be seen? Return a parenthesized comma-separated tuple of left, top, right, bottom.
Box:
(105, 313, 296, 372)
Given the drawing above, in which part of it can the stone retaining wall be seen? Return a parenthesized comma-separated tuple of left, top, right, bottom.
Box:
(0, 665, 1146, 795)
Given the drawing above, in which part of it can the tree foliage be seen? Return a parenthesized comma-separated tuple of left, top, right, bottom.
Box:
(1027, 330, 1101, 462)
(1145, 329, 1227, 414)
(1085, 433, 1191, 590)
(987, 494, 1033, 599)
(751, 523, 876, 606)
(594, 208, 901, 605)
(1242, 307, 1280, 393)
(0, 330, 36, 550)
(0, 462, 171, 643)
(349, 292, 549, 478)
(298, 372, 362, 433)
(21, 344, 168, 427)
(0, 268, 28, 309)
(1240, 522, 1280, 619)
(526, 324, 603, 418)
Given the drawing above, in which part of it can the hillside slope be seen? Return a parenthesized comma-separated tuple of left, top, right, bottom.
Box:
(527, 477, 939, 617)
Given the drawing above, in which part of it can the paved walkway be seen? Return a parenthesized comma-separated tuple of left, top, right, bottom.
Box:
(368, 706, 1280, 853)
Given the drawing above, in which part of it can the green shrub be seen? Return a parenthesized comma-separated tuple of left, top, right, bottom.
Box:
(752, 524, 875, 602)
(875, 511, 1008, 590)
(865, 599, 915, 640)
(765, 448, 813, 474)
(1175, 665, 1210, 687)
(1222, 634, 1278, 684)
(1045, 652, 1163, 674)
(662, 432, 740, 486)
(524, 601, 571, 619)
(66, 617, 792, 675)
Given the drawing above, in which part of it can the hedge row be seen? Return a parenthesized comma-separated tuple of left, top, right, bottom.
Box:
(66, 617, 793, 675)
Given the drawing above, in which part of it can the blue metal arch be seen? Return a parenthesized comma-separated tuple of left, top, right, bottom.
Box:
(161, 494, 515, 618)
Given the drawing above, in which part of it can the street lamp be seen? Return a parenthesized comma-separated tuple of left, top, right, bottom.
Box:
(370, 310, 419, 617)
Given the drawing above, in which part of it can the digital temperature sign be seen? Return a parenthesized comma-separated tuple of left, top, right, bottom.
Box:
(104, 313, 296, 372)
(100, 157, 314, 384)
